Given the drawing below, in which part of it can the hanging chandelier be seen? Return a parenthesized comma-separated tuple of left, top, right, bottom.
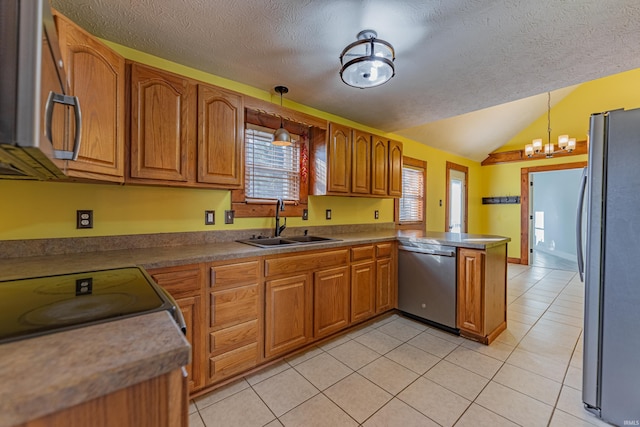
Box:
(339, 30, 395, 89)
(525, 92, 576, 158)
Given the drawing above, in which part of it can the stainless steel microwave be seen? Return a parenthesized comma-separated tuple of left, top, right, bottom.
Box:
(0, 0, 81, 180)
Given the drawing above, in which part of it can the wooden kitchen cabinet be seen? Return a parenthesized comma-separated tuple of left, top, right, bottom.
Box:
(350, 245, 376, 323)
(327, 122, 352, 193)
(311, 122, 402, 197)
(128, 63, 194, 183)
(53, 12, 126, 182)
(209, 259, 261, 383)
(371, 136, 388, 196)
(197, 85, 244, 187)
(148, 264, 205, 393)
(313, 266, 350, 338)
(375, 242, 396, 313)
(388, 140, 403, 197)
(127, 62, 245, 189)
(263, 248, 348, 358)
(20, 368, 187, 427)
(457, 246, 507, 344)
(351, 130, 372, 194)
(264, 274, 313, 358)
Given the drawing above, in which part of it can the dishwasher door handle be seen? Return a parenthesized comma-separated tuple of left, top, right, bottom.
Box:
(398, 245, 456, 257)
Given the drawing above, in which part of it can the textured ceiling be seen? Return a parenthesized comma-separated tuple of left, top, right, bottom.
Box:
(51, 0, 640, 161)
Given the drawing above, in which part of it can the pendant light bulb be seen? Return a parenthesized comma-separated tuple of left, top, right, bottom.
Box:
(273, 86, 292, 146)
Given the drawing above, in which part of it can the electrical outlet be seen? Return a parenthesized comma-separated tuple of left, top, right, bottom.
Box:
(374, 210, 379, 220)
(205, 210, 215, 225)
(76, 210, 93, 229)
(325, 209, 332, 220)
(225, 210, 235, 224)
(302, 209, 308, 220)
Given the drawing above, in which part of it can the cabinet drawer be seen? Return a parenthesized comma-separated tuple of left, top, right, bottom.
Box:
(210, 284, 258, 330)
(351, 245, 374, 262)
(210, 260, 259, 289)
(209, 342, 258, 382)
(209, 320, 258, 356)
(149, 265, 201, 298)
(265, 249, 348, 277)
(376, 243, 393, 258)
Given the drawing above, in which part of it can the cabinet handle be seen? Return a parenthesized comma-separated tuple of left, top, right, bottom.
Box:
(47, 91, 82, 161)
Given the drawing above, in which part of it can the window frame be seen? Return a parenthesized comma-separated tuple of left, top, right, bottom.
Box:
(231, 109, 310, 218)
(395, 156, 427, 230)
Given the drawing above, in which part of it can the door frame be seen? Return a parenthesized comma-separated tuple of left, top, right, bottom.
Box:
(519, 161, 587, 265)
(445, 161, 469, 233)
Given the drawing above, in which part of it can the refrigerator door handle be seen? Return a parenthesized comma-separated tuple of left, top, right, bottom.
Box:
(576, 167, 588, 282)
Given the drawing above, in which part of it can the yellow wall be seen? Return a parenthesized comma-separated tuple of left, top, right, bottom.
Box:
(1, 41, 482, 242)
(480, 67, 640, 259)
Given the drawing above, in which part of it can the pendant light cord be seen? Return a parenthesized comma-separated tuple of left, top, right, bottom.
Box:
(547, 91, 551, 148)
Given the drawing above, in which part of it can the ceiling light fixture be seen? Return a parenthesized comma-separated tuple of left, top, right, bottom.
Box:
(339, 30, 395, 89)
(525, 92, 576, 158)
(273, 86, 292, 146)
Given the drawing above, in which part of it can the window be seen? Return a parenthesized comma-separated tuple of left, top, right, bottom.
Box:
(395, 157, 426, 229)
(245, 124, 300, 202)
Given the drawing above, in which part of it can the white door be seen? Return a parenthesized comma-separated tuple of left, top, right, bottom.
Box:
(448, 169, 466, 233)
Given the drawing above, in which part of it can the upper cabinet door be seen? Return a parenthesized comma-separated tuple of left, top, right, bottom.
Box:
(197, 85, 244, 187)
(388, 140, 403, 197)
(371, 136, 388, 196)
(54, 12, 125, 182)
(129, 63, 193, 182)
(327, 122, 351, 193)
(351, 130, 371, 194)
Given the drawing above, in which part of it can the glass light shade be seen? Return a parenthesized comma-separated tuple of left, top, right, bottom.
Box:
(532, 138, 543, 152)
(340, 35, 395, 88)
(567, 138, 576, 151)
(272, 126, 292, 146)
(558, 134, 569, 149)
(525, 144, 534, 157)
(544, 143, 554, 154)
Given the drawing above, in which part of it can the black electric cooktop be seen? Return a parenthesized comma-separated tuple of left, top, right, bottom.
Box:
(0, 267, 175, 344)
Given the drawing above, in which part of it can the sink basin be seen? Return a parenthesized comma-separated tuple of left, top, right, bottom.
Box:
(285, 235, 336, 243)
(237, 235, 339, 248)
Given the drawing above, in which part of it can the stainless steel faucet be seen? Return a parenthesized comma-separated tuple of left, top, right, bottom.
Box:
(274, 199, 286, 237)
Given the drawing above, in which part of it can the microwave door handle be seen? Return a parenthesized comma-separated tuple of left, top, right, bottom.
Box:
(576, 167, 588, 282)
(47, 92, 82, 161)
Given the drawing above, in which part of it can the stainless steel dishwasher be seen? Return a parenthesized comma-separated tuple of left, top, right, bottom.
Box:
(398, 242, 458, 332)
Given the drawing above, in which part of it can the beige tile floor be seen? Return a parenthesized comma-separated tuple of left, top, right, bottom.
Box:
(189, 264, 613, 426)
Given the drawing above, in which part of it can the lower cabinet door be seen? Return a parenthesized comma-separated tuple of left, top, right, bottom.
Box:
(376, 258, 393, 313)
(350, 261, 376, 323)
(314, 266, 350, 338)
(457, 248, 485, 334)
(264, 275, 312, 358)
(175, 295, 202, 392)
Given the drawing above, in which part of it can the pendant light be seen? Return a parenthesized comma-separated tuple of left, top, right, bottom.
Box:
(273, 86, 292, 146)
(340, 30, 395, 89)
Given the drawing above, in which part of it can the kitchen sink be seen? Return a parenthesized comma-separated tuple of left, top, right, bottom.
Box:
(237, 235, 339, 248)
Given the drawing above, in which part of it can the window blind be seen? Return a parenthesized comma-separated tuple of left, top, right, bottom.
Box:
(399, 165, 424, 222)
(245, 124, 300, 201)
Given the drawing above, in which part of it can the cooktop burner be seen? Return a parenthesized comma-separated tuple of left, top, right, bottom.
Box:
(0, 267, 175, 344)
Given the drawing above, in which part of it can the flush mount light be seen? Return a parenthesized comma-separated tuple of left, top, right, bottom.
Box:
(273, 86, 292, 146)
(339, 29, 395, 89)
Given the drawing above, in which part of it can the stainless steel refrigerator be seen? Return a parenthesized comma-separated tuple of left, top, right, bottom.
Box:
(577, 108, 640, 426)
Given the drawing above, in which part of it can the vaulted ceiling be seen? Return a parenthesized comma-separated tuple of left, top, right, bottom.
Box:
(52, 0, 640, 161)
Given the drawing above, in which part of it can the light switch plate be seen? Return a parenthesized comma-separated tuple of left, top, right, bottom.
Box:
(302, 209, 308, 220)
(374, 210, 379, 220)
(325, 209, 332, 220)
(225, 210, 235, 224)
(205, 210, 215, 225)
